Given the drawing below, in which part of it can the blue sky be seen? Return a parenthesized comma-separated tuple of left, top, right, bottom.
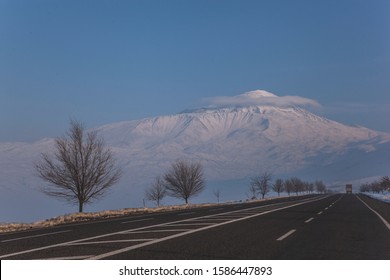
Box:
(1, 0, 389, 142)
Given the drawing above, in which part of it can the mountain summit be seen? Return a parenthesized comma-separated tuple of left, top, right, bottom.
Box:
(98, 95, 389, 182)
(1, 90, 390, 222)
(240, 89, 278, 98)
(203, 89, 320, 109)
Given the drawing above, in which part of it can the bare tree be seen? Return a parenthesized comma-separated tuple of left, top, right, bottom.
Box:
(315, 180, 327, 194)
(248, 184, 257, 200)
(213, 188, 221, 203)
(272, 178, 285, 197)
(251, 172, 272, 199)
(307, 182, 315, 193)
(164, 160, 205, 204)
(290, 177, 304, 195)
(370, 180, 382, 193)
(145, 176, 167, 207)
(35, 120, 122, 212)
(360, 183, 371, 193)
(284, 178, 293, 196)
(380, 176, 390, 193)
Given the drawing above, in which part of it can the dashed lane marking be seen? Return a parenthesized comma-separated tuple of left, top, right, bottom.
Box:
(304, 217, 314, 223)
(0, 195, 329, 259)
(276, 229, 296, 241)
(88, 197, 329, 259)
(305, 217, 314, 224)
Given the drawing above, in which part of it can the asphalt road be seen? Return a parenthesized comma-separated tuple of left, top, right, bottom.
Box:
(1, 194, 389, 260)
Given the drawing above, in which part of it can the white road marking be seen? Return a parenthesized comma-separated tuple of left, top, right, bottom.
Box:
(304, 217, 314, 223)
(0, 195, 329, 259)
(121, 218, 154, 224)
(197, 218, 233, 221)
(68, 239, 155, 245)
(241, 211, 264, 214)
(215, 215, 248, 218)
(1, 230, 72, 243)
(276, 229, 296, 241)
(88, 197, 329, 259)
(128, 229, 192, 233)
(40, 255, 93, 260)
(164, 223, 216, 226)
(356, 195, 390, 231)
(317, 211, 323, 215)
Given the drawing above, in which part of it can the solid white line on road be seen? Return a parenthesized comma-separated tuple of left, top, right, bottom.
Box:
(1, 230, 72, 243)
(195, 218, 233, 221)
(356, 195, 390, 232)
(68, 239, 155, 245)
(127, 229, 192, 233)
(88, 197, 330, 259)
(0, 195, 329, 259)
(238, 211, 264, 215)
(40, 255, 93, 260)
(276, 229, 296, 241)
(215, 215, 249, 218)
(164, 223, 216, 226)
(304, 217, 314, 223)
(121, 218, 154, 224)
(317, 211, 323, 215)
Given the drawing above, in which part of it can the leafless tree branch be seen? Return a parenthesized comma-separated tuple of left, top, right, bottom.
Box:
(145, 176, 167, 207)
(35, 120, 122, 212)
(163, 160, 205, 204)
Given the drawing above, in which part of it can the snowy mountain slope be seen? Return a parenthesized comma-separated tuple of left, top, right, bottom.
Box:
(96, 103, 390, 180)
(1, 90, 390, 222)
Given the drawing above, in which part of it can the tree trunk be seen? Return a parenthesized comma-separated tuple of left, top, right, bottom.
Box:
(79, 201, 83, 212)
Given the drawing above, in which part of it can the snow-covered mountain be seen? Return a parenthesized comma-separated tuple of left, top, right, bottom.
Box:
(1, 90, 390, 222)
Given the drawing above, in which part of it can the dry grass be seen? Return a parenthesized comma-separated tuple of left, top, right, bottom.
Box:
(0, 203, 220, 233)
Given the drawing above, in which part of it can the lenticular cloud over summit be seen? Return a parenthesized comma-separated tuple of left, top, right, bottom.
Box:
(204, 90, 321, 108)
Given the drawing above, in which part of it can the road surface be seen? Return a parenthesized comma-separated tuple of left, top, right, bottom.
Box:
(1, 194, 389, 259)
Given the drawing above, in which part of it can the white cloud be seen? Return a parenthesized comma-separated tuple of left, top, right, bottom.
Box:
(203, 90, 321, 108)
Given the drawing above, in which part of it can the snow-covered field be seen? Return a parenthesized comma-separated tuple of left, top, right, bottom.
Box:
(361, 192, 390, 203)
